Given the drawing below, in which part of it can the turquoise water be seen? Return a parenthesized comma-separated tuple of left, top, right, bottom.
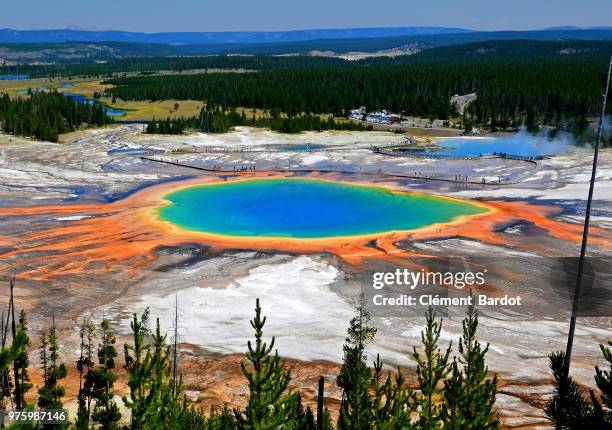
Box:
(107, 148, 146, 156)
(158, 179, 486, 238)
(281, 144, 324, 151)
(0, 75, 30, 80)
(434, 138, 543, 157)
(421, 135, 571, 157)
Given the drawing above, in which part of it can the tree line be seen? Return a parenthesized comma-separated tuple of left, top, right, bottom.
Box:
(145, 108, 373, 135)
(0, 55, 349, 79)
(3, 278, 611, 429)
(0, 92, 112, 142)
(105, 57, 612, 127)
(2, 40, 611, 79)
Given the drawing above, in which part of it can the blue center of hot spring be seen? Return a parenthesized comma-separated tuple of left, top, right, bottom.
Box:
(158, 179, 486, 238)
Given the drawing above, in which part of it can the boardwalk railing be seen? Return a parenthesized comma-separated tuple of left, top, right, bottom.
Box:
(371, 146, 541, 164)
(197, 146, 255, 153)
(143, 149, 165, 156)
(372, 142, 415, 150)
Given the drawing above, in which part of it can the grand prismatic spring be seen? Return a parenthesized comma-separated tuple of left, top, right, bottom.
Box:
(0, 125, 611, 428)
(157, 178, 487, 238)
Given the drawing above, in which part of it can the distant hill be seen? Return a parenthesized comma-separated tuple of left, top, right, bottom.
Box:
(202, 29, 612, 55)
(545, 26, 612, 31)
(392, 39, 612, 63)
(2, 28, 612, 63)
(0, 42, 181, 62)
(0, 27, 472, 45)
(1, 27, 612, 55)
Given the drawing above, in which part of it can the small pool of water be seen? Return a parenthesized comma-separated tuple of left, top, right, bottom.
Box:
(0, 75, 30, 80)
(281, 144, 325, 151)
(422, 135, 571, 158)
(107, 148, 146, 156)
(103, 107, 127, 117)
(158, 178, 486, 238)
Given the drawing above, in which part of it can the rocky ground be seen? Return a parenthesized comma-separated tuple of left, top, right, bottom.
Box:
(1, 124, 611, 428)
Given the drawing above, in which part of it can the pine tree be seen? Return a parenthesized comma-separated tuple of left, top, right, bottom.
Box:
(123, 309, 152, 430)
(441, 306, 499, 429)
(285, 392, 317, 430)
(413, 307, 451, 430)
(336, 297, 377, 430)
(0, 311, 9, 409)
(91, 319, 121, 429)
(0, 299, 30, 412)
(37, 320, 68, 410)
(39, 331, 48, 394)
(371, 354, 416, 429)
(234, 298, 297, 429)
(441, 359, 463, 429)
(146, 118, 158, 134)
(145, 318, 174, 427)
(76, 319, 96, 430)
(13, 310, 32, 409)
(305, 407, 317, 430)
(208, 406, 238, 429)
(526, 107, 540, 133)
(0, 327, 15, 412)
(321, 407, 335, 430)
(545, 351, 594, 428)
(462, 111, 473, 134)
(3, 278, 31, 411)
(592, 341, 612, 426)
(123, 308, 208, 430)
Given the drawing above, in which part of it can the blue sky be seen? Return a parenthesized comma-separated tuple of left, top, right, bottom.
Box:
(4, 0, 612, 32)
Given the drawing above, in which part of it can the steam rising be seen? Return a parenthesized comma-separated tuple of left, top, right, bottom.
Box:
(517, 127, 575, 155)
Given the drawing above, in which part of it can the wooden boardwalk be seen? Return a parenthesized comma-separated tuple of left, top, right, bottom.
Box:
(140, 156, 525, 186)
(371, 146, 540, 165)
